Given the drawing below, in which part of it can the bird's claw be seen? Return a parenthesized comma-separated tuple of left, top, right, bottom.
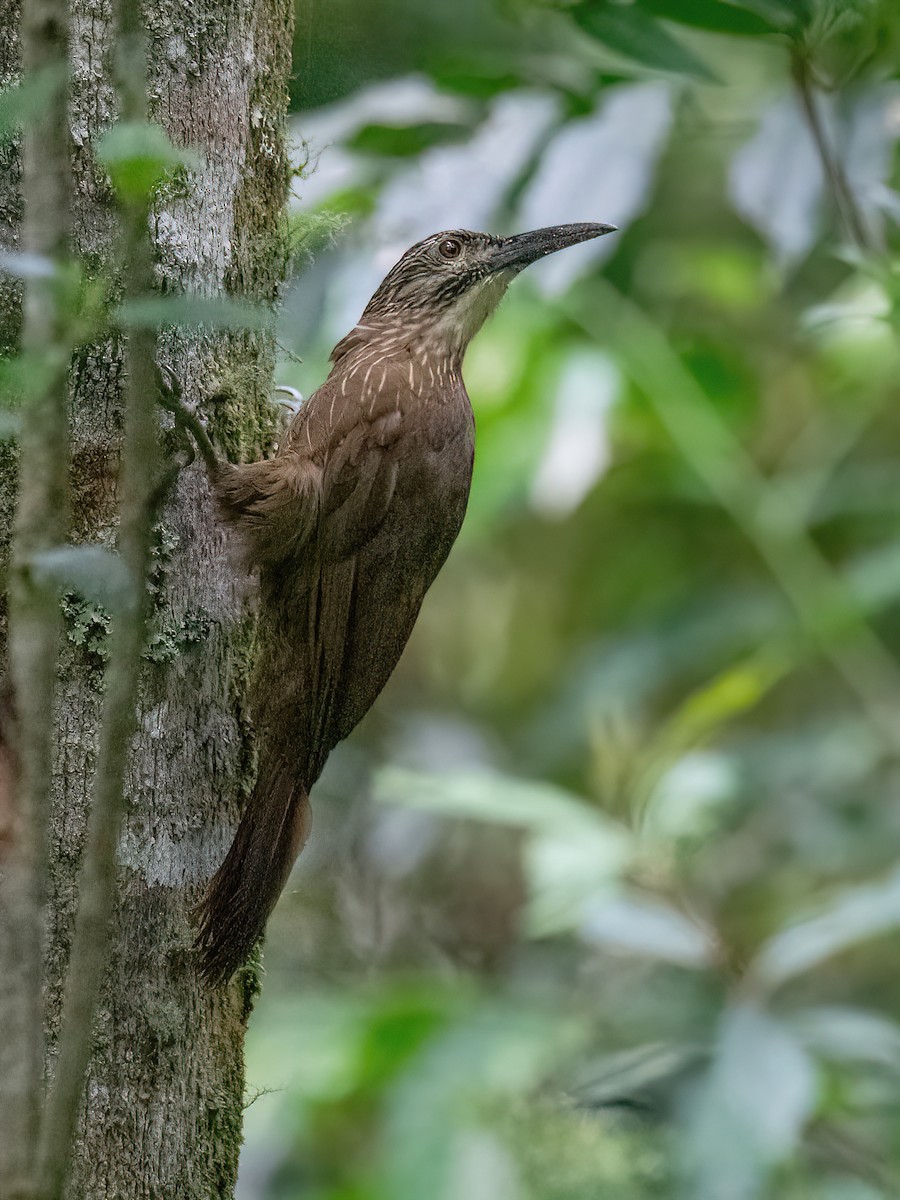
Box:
(273, 385, 303, 432)
(274, 385, 303, 410)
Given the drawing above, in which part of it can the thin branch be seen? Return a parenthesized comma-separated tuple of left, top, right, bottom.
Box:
(791, 50, 877, 256)
(275, 338, 304, 364)
(1, 0, 71, 1190)
(34, 4, 162, 1195)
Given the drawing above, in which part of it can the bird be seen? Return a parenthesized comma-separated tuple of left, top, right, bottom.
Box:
(193, 221, 616, 984)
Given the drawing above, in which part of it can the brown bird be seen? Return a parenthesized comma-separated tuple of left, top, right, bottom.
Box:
(194, 222, 616, 983)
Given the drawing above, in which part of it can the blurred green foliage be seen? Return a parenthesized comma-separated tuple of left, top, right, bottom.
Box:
(243, 0, 900, 1196)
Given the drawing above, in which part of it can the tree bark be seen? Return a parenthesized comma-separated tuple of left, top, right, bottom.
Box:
(0, 0, 294, 1195)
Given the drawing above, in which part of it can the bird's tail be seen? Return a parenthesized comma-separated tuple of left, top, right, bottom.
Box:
(193, 759, 311, 985)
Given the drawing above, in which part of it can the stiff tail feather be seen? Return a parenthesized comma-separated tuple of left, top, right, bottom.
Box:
(194, 761, 311, 985)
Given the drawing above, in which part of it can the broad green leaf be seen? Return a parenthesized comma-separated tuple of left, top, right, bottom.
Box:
(29, 545, 131, 612)
(117, 293, 271, 331)
(684, 1005, 817, 1196)
(728, 91, 824, 264)
(737, 0, 804, 24)
(643, 752, 737, 842)
(375, 768, 634, 938)
(791, 1005, 900, 1069)
(381, 1003, 583, 1200)
(245, 991, 376, 1104)
(641, 0, 781, 36)
(97, 121, 197, 203)
(572, 1042, 703, 1108)
(572, 3, 719, 81)
(580, 893, 715, 967)
(848, 541, 900, 613)
(0, 353, 67, 409)
(373, 766, 618, 834)
(517, 82, 672, 297)
(428, 60, 529, 100)
(746, 867, 900, 994)
(662, 653, 788, 748)
(526, 823, 632, 936)
(347, 121, 469, 158)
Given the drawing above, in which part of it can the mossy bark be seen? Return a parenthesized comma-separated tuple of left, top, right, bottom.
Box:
(0, 0, 294, 1195)
(0, 2, 21, 612)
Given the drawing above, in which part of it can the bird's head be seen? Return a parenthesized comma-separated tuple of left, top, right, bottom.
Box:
(354, 222, 617, 362)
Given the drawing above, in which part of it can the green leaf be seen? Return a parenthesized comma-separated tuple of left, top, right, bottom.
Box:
(0, 353, 65, 409)
(356, 991, 453, 1090)
(373, 766, 616, 834)
(573, 1042, 703, 1109)
(792, 1006, 900, 1070)
(747, 866, 900, 994)
(347, 121, 469, 158)
(97, 121, 198, 203)
(429, 58, 529, 99)
(0, 65, 67, 142)
(374, 767, 634, 938)
(572, 3, 719, 81)
(685, 1005, 817, 1195)
(581, 893, 715, 967)
(117, 293, 271, 332)
(527, 823, 632, 936)
(737, 0, 804, 25)
(640, 0, 783, 35)
(382, 1002, 584, 1200)
(662, 652, 789, 749)
(29, 545, 132, 612)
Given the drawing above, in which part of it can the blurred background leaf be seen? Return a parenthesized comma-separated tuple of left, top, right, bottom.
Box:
(97, 120, 198, 203)
(570, 3, 720, 81)
(0, 64, 67, 141)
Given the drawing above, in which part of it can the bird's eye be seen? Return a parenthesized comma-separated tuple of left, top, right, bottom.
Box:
(438, 237, 462, 260)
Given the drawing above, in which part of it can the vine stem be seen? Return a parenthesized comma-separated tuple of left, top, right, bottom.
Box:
(791, 50, 877, 256)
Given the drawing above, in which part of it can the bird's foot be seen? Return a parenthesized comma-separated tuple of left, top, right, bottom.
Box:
(273, 384, 304, 430)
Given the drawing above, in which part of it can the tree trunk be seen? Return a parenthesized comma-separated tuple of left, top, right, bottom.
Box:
(0, 0, 294, 1195)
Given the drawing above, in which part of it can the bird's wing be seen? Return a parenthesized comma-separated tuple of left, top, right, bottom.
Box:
(214, 370, 407, 571)
(213, 451, 320, 569)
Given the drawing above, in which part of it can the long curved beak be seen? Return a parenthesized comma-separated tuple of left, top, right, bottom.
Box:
(490, 222, 617, 273)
